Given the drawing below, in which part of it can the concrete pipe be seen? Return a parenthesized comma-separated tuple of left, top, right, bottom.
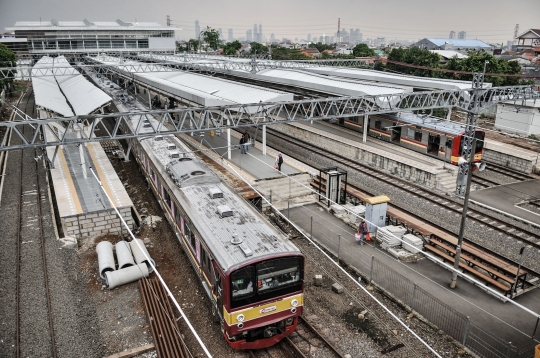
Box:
(105, 263, 149, 289)
(129, 238, 155, 273)
(96, 241, 115, 279)
(115, 240, 135, 269)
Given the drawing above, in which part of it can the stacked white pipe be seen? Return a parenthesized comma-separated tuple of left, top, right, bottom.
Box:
(96, 240, 155, 289)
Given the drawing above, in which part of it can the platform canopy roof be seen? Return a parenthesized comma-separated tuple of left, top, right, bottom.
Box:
(31, 57, 74, 117)
(302, 67, 491, 91)
(89, 56, 294, 108)
(31, 56, 111, 116)
(52, 57, 112, 115)
(7, 19, 180, 31)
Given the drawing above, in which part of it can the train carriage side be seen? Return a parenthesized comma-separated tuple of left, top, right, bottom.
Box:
(132, 135, 305, 350)
(339, 114, 484, 164)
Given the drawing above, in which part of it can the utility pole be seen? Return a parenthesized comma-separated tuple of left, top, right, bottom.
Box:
(513, 24, 519, 46)
(451, 64, 487, 289)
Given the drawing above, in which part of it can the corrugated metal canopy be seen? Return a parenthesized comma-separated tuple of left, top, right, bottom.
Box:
(89, 56, 294, 107)
(53, 57, 112, 115)
(302, 67, 490, 91)
(31, 57, 74, 117)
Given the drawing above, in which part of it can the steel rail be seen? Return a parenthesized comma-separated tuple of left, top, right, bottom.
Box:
(297, 316, 345, 358)
(263, 127, 540, 266)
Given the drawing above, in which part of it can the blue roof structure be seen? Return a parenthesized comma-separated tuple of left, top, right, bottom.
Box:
(425, 38, 491, 48)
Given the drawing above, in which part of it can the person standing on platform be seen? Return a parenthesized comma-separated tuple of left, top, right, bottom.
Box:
(357, 219, 368, 245)
(243, 131, 251, 152)
(275, 152, 283, 171)
(239, 136, 246, 154)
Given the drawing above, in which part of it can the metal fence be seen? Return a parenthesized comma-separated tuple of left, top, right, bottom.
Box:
(369, 257, 537, 358)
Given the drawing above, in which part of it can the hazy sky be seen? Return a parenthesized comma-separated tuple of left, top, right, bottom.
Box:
(1, 0, 538, 44)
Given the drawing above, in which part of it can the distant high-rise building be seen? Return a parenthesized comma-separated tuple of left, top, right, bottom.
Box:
(228, 28, 233, 41)
(349, 28, 361, 45)
(449, 31, 456, 39)
(258, 24, 262, 42)
(307, 34, 311, 42)
(253, 24, 258, 42)
(218, 28, 222, 38)
(271, 33, 275, 40)
(195, 20, 200, 39)
(458, 31, 466, 39)
(246, 29, 252, 42)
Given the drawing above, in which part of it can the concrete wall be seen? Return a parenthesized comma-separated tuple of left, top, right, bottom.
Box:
(482, 148, 535, 174)
(271, 124, 456, 192)
(61, 206, 134, 239)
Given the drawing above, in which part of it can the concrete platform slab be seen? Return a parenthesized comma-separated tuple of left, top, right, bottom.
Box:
(469, 179, 540, 225)
(285, 203, 540, 348)
(190, 130, 304, 180)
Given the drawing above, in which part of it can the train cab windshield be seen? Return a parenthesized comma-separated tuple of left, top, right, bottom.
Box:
(230, 257, 303, 308)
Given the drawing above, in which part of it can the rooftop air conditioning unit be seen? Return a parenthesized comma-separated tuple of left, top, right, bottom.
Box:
(169, 151, 180, 158)
(168, 144, 177, 150)
(217, 205, 233, 218)
(209, 187, 223, 199)
(155, 135, 164, 141)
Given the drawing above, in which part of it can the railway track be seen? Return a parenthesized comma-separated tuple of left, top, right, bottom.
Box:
(484, 162, 537, 181)
(264, 126, 540, 272)
(248, 316, 345, 358)
(11, 89, 57, 357)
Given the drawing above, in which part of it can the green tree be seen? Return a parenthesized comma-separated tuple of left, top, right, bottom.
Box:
(0, 43, 16, 89)
(270, 45, 310, 60)
(202, 26, 221, 51)
(186, 39, 200, 52)
(222, 40, 242, 56)
(386, 47, 441, 77)
(250, 42, 268, 55)
(352, 43, 375, 57)
(442, 50, 527, 86)
(309, 42, 334, 53)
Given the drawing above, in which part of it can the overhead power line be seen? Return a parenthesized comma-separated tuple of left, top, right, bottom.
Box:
(385, 60, 540, 79)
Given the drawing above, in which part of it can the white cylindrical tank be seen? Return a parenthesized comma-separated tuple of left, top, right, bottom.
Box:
(115, 240, 135, 269)
(129, 238, 155, 273)
(105, 263, 149, 289)
(96, 241, 115, 279)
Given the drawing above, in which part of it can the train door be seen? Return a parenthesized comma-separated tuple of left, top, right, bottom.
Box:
(428, 133, 440, 155)
(391, 127, 401, 143)
(445, 138, 453, 162)
(213, 264, 224, 320)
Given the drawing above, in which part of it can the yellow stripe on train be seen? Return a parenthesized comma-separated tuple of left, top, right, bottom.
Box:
(223, 293, 304, 325)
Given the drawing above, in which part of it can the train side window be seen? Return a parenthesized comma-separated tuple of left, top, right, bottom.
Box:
(414, 130, 423, 142)
(446, 139, 453, 148)
(407, 128, 415, 138)
(375, 120, 382, 129)
(163, 190, 171, 207)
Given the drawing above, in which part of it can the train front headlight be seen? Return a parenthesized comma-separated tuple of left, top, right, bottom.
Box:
(236, 314, 245, 322)
(291, 299, 298, 307)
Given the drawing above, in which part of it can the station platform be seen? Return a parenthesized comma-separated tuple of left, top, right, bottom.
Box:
(469, 179, 540, 226)
(46, 139, 135, 238)
(484, 139, 539, 174)
(286, 203, 540, 349)
(302, 120, 442, 167)
(186, 129, 308, 181)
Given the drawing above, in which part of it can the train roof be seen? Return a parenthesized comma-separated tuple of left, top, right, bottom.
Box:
(138, 130, 300, 273)
(375, 112, 476, 136)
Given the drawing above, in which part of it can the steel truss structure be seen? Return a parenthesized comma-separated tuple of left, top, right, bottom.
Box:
(1, 85, 537, 151)
(2, 52, 371, 78)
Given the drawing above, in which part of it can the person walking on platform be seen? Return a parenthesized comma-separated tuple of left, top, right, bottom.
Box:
(239, 136, 246, 154)
(243, 131, 251, 152)
(275, 152, 283, 171)
(357, 219, 368, 245)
